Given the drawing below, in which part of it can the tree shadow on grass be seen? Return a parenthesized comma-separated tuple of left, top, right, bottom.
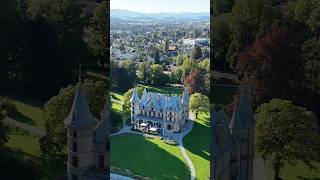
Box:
(111, 133, 190, 180)
(5, 147, 67, 179)
(111, 93, 121, 101)
(183, 120, 210, 162)
(14, 111, 36, 125)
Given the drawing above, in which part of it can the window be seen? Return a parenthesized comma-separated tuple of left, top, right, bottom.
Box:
(72, 156, 78, 167)
(73, 131, 77, 138)
(72, 142, 77, 152)
(73, 115, 76, 122)
(98, 155, 104, 168)
(72, 174, 78, 180)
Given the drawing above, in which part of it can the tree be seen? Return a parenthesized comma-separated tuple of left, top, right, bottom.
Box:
(153, 48, 160, 64)
(227, 0, 277, 69)
(41, 79, 106, 155)
(181, 58, 196, 78)
(122, 87, 144, 114)
(192, 45, 202, 60)
(164, 38, 169, 52)
(170, 66, 184, 84)
(111, 60, 136, 92)
(0, 105, 8, 149)
(184, 69, 206, 94)
(88, 1, 108, 66)
(150, 64, 169, 86)
(199, 58, 210, 73)
(237, 26, 302, 109)
(256, 98, 320, 180)
(189, 93, 209, 118)
(174, 54, 187, 66)
(212, 15, 232, 71)
(136, 61, 151, 83)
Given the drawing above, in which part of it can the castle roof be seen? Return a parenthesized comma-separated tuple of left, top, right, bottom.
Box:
(229, 84, 255, 129)
(130, 88, 140, 102)
(137, 88, 185, 112)
(64, 82, 96, 127)
(93, 97, 110, 152)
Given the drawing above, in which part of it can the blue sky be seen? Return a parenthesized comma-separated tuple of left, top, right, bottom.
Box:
(110, 0, 210, 13)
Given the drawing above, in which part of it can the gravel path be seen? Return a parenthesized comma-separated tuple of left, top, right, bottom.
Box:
(3, 116, 46, 136)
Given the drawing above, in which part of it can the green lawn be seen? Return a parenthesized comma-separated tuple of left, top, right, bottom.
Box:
(111, 134, 190, 180)
(6, 128, 41, 157)
(268, 161, 320, 180)
(212, 85, 238, 106)
(183, 113, 210, 180)
(138, 84, 183, 95)
(0, 94, 45, 129)
(111, 92, 124, 112)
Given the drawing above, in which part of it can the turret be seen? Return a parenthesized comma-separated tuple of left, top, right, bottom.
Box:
(64, 64, 97, 180)
(93, 97, 110, 178)
(130, 88, 140, 124)
(228, 84, 255, 180)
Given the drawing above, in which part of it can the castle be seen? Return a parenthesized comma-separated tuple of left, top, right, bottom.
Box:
(64, 79, 110, 180)
(211, 85, 255, 180)
(130, 88, 189, 134)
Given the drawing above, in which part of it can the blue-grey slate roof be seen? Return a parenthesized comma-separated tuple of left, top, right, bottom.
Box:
(93, 98, 110, 152)
(64, 83, 96, 127)
(229, 85, 255, 129)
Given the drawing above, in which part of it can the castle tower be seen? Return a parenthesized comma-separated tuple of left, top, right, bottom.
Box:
(92, 97, 110, 179)
(64, 66, 97, 180)
(130, 88, 140, 124)
(229, 84, 255, 180)
(211, 110, 235, 180)
(181, 88, 189, 126)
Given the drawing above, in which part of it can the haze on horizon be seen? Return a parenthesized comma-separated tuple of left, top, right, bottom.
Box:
(110, 0, 210, 13)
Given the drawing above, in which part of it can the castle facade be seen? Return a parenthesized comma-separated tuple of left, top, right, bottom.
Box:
(130, 88, 189, 133)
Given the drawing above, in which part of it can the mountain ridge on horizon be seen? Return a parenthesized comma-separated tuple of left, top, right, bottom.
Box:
(110, 9, 209, 19)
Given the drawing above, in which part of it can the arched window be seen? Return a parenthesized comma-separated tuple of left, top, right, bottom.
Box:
(73, 131, 77, 138)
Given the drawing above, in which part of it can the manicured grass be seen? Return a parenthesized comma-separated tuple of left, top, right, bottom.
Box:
(111, 92, 124, 112)
(268, 160, 320, 180)
(111, 134, 190, 180)
(212, 85, 238, 106)
(6, 128, 41, 157)
(0, 94, 45, 129)
(138, 84, 183, 95)
(183, 113, 210, 180)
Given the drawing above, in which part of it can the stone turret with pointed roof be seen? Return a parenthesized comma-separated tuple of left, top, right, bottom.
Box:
(229, 84, 254, 130)
(64, 82, 97, 127)
(130, 88, 140, 103)
(228, 83, 255, 180)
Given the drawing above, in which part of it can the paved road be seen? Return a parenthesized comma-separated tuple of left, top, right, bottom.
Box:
(111, 112, 196, 180)
(3, 116, 46, 136)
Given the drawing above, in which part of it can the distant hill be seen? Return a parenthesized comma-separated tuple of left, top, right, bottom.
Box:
(111, 9, 209, 20)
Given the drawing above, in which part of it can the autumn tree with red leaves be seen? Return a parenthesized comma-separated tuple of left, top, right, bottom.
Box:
(236, 26, 303, 109)
(184, 69, 206, 95)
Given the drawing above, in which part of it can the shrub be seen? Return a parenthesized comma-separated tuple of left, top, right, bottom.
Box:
(0, 98, 18, 117)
